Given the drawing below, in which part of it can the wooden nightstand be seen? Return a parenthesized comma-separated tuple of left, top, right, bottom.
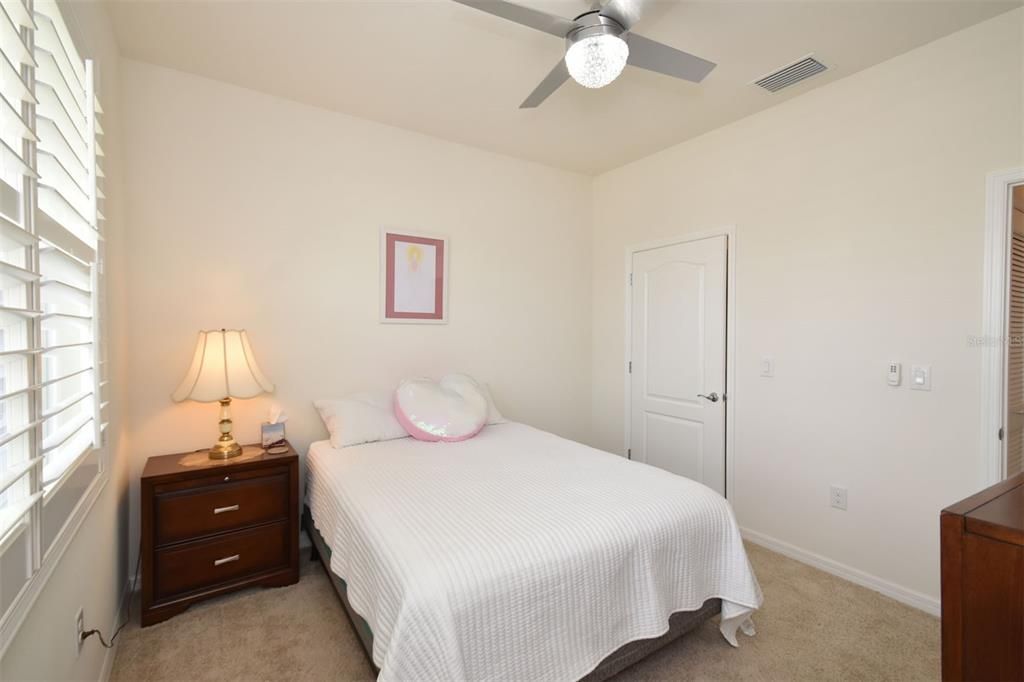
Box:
(140, 441, 300, 626)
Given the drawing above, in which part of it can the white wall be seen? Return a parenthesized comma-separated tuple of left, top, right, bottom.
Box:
(120, 59, 593, 563)
(0, 1, 128, 680)
(591, 9, 1024, 607)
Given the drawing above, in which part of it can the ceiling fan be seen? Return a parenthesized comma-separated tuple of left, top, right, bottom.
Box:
(452, 0, 716, 108)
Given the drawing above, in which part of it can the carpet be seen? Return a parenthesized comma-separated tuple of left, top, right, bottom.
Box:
(110, 543, 939, 681)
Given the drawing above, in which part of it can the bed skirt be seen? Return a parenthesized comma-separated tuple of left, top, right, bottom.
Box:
(302, 505, 721, 681)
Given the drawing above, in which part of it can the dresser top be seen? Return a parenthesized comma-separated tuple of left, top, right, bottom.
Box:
(945, 472, 1024, 547)
(141, 441, 298, 481)
(967, 483, 1023, 531)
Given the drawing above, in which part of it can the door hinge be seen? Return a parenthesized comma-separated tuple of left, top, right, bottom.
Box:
(628, 361, 632, 374)
(627, 448, 632, 459)
(999, 426, 1005, 441)
(629, 273, 633, 286)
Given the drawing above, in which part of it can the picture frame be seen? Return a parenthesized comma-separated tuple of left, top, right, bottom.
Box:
(380, 228, 449, 324)
(260, 421, 286, 448)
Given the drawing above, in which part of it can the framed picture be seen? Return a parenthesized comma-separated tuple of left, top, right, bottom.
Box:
(380, 229, 449, 324)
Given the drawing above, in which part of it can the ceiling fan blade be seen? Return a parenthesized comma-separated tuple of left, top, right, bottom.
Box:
(626, 33, 716, 83)
(451, 0, 576, 38)
(520, 59, 570, 108)
(598, 0, 646, 30)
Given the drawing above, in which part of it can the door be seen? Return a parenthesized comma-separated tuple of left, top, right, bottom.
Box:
(629, 235, 727, 495)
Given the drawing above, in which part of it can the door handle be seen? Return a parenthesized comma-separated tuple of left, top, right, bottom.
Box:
(697, 392, 720, 403)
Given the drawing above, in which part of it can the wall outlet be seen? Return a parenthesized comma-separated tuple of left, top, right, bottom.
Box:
(830, 486, 848, 510)
(74, 607, 84, 656)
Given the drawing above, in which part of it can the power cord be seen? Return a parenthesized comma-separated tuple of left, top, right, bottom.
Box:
(80, 545, 142, 650)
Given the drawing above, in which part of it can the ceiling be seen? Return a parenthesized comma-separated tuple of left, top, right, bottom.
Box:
(104, 0, 1019, 175)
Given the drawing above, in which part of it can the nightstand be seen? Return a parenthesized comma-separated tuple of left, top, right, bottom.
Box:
(140, 441, 300, 626)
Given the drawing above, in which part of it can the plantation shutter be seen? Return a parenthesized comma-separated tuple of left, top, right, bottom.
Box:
(0, 0, 39, 547)
(34, 0, 99, 496)
(0, 0, 106, 641)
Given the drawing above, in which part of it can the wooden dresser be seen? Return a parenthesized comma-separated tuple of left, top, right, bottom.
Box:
(140, 442, 300, 626)
(940, 472, 1024, 681)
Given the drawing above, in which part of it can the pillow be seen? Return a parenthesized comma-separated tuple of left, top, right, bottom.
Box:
(314, 392, 409, 448)
(480, 382, 508, 425)
(394, 374, 488, 442)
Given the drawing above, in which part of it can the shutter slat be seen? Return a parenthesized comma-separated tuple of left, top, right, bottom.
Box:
(0, 3, 32, 67)
(2, 1, 33, 29)
(0, 457, 40, 496)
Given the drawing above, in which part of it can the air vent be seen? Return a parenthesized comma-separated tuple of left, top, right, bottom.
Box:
(753, 55, 827, 93)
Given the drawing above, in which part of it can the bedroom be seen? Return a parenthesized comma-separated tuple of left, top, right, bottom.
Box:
(0, 0, 1022, 680)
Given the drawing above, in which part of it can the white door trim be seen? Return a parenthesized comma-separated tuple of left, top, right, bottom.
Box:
(981, 167, 1024, 485)
(624, 226, 737, 499)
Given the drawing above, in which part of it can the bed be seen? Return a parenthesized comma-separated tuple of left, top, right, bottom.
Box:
(304, 422, 762, 681)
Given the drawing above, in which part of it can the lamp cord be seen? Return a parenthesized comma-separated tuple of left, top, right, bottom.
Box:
(81, 545, 142, 650)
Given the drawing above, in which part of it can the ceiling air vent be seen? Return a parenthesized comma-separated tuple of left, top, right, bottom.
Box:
(753, 55, 827, 93)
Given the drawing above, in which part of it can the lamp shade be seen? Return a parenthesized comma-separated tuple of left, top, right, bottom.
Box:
(172, 329, 274, 403)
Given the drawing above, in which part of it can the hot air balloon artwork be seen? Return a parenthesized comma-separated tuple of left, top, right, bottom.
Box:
(381, 229, 448, 323)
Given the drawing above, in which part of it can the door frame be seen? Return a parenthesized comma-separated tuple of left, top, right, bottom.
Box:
(624, 226, 737, 499)
(981, 167, 1024, 484)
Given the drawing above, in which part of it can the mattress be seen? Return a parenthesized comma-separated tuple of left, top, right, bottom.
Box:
(306, 423, 762, 682)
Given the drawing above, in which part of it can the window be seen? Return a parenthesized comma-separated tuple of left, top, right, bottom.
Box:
(0, 0, 106, 652)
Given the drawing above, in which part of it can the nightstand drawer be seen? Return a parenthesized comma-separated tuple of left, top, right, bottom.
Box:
(154, 521, 289, 600)
(155, 472, 288, 545)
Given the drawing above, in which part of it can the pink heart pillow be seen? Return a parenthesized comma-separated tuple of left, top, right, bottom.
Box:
(394, 374, 488, 442)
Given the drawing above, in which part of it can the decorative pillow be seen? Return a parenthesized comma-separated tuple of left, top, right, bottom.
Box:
(394, 375, 488, 442)
(314, 392, 410, 449)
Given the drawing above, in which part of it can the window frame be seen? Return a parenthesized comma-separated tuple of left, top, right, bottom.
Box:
(0, 0, 107, 657)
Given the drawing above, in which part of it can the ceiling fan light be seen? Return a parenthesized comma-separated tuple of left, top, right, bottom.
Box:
(565, 33, 629, 89)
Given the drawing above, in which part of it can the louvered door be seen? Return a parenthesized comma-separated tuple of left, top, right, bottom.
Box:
(1007, 232, 1024, 478)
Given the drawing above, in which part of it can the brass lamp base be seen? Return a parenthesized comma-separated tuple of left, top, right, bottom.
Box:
(209, 440, 242, 460)
(208, 397, 243, 460)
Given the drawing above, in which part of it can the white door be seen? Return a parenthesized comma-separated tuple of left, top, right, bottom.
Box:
(629, 235, 727, 495)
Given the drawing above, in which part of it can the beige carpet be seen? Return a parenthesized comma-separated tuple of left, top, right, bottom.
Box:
(111, 543, 939, 681)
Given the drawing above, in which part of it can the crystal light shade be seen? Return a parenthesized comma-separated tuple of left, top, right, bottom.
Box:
(564, 34, 629, 89)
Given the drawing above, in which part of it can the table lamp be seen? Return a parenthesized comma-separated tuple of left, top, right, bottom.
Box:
(172, 329, 275, 459)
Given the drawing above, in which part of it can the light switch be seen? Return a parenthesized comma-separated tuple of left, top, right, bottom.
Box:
(910, 364, 931, 391)
(760, 357, 774, 378)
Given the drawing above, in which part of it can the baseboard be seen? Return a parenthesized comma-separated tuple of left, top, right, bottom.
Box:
(99, 578, 133, 682)
(740, 527, 941, 617)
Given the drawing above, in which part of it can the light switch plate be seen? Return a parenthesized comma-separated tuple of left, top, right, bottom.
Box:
(910, 364, 931, 391)
(887, 361, 901, 386)
(760, 357, 774, 378)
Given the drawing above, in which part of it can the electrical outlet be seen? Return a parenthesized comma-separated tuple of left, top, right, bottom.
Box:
(74, 608, 84, 656)
(830, 486, 848, 510)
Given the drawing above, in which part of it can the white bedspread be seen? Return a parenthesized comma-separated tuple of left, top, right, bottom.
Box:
(306, 423, 762, 682)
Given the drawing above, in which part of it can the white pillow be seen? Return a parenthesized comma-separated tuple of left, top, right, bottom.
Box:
(480, 382, 507, 425)
(314, 391, 409, 448)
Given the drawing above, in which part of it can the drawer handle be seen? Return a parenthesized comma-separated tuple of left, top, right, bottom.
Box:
(213, 554, 240, 566)
(213, 504, 240, 515)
